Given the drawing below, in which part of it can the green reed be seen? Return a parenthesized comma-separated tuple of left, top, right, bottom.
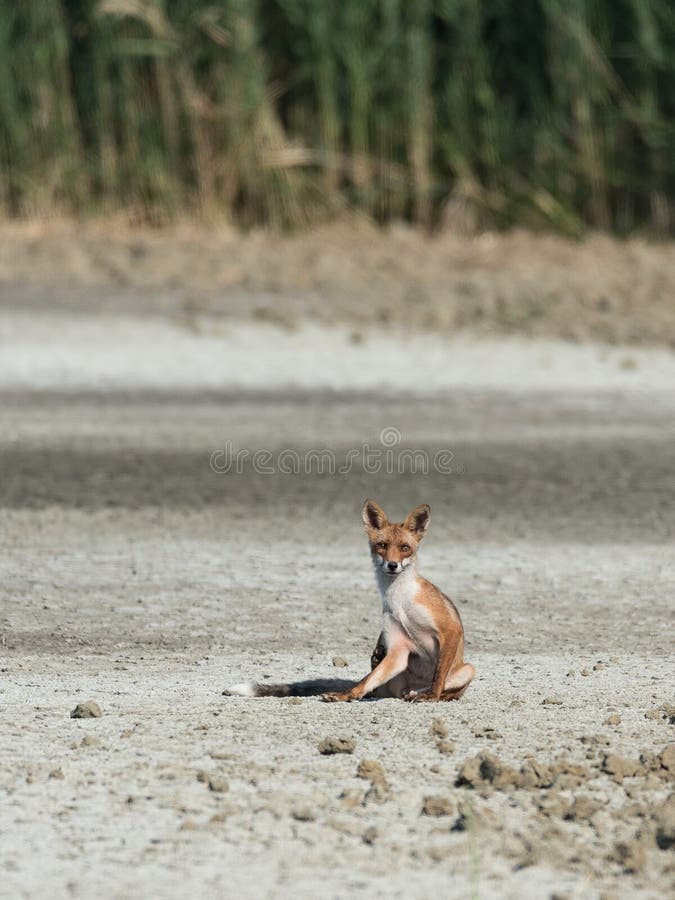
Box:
(0, 0, 672, 232)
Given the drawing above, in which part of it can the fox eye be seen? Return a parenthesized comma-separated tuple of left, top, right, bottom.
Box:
(400, 544, 411, 553)
(376, 541, 387, 550)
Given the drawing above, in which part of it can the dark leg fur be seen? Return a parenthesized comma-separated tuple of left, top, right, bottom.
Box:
(370, 633, 386, 670)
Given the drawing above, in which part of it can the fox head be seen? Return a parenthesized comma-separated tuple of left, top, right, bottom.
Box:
(362, 499, 431, 576)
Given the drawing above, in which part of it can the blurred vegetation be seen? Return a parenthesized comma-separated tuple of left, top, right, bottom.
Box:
(0, 0, 673, 233)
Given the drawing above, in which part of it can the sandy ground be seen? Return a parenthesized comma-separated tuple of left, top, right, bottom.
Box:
(1, 271, 674, 899)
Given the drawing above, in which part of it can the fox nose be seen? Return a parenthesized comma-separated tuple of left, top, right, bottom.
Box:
(386, 561, 398, 572)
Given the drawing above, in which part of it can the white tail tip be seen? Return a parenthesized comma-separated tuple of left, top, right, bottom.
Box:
(223, 682, 257, 697)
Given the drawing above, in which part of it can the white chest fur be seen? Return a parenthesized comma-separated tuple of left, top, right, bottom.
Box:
(374, 563, 437, 658)
(376, 564, 418, 615)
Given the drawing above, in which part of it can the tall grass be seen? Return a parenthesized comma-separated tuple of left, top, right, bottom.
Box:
(0, 0, 673, 232)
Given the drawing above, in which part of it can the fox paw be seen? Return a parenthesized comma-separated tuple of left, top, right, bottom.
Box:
(403, 690, 435, 703)
(321, 691, 352, 703)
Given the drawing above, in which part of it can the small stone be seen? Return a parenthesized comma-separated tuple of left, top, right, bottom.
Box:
(431, 718, 448, 738)
(518, 759, 554, 790)
(455, 756, 482, 788)
(542, 697, 562, 706)
(292, 805, 316, 822)
(48, 768, 64, 780)
(612, 840, 646, 873)
(472, 726, 503, 739)
(593, 662, 607, 671)
(422, 795, 455, 817)
(535, 791, 565, 818)
(436, 740, 456, 755)
(579, 734, 609, 747)
(357, 759, 386, 782)
(451, 799, 493, 832)
(362, 826, 377, 844)
(551, 759, 591, 790)
(428, 845, 450, 862)
(207, 775, 229, 793)
(659, 744, 675, 775)
(565, 795, 602, 822)
(604, 714, 621, 726)
(456, 752, 518, 790)
(325, 817, 360, 837)
(318, 736, 355, 755)
(365, 780, 390, 803)
(654, 793, 675, 849)
(339, 788, 364, 809)
(645, 709, 661, 720)
(332, 657, 348, 668)
(70, 700, 102, 719)
(80, 735, 100, 748)
(357, 758, 390, 802)
(602, 754, 641, 782)
(580, 669, 590, 677)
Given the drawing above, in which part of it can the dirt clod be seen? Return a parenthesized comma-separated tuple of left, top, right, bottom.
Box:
(318, 736, 355, 755)
(659, 744, 675, 776)
(207, 775, 229, 793)
(357, 759, 390, 803)
(365, 780, 390, 804)
(431, 718, 448, 738)
(292, 805, 316, 822)
(654, 793, 675, 850)
(436, 740, 456, 755)
(519, 760, 555, 790)
(357, 759, 386, 782)
(456, 752, 519, 790)
(421, 795, 455, 817)
(612, 839, 646, 873)
(602, 754, 641, 782)
(70, 700, 102, 719)
(362, 826, 377, 844)
(565, 795, 602, 822)
(535, 791, 566, 818)
(339, 788, 364, 809)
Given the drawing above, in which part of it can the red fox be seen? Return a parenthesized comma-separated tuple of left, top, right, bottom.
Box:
(224, 499, 475, 702)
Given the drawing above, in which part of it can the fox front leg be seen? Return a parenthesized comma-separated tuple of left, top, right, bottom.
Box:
(322, 644, 410, 702)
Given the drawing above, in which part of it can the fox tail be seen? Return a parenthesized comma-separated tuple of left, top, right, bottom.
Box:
(223, 678, 355, 698)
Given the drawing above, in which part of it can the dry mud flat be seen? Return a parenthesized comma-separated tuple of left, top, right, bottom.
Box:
(1, 289, 675, 899)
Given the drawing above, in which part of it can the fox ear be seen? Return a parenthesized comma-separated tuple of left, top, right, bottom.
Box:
(404, 503, 431, 537)
(362, 499, 388, 531)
